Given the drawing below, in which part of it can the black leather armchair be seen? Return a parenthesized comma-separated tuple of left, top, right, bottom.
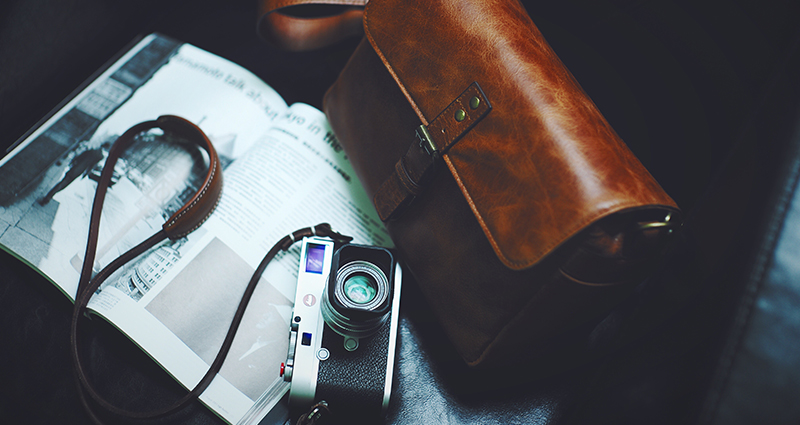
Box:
(2, 1, 800, 424)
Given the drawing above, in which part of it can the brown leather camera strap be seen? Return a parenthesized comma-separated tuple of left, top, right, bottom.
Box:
(70, 115, 224, 423)
(69, 116, 353, 423)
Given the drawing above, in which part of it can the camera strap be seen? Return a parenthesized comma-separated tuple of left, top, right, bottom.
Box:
(70, 115, 224, 424)
(70, 115, 354, 424)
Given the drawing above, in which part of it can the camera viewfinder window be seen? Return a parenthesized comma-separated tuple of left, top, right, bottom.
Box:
(305, 243, 326, 274)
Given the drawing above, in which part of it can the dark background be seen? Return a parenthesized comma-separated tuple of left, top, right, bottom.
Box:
(2, 0, 797, 214)
(2, 1, 800, 424)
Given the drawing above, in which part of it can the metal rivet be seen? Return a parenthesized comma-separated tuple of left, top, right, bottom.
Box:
(455, 109, 466, 122)
(469, 96, 481, 109)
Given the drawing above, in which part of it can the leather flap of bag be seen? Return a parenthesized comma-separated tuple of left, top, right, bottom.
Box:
(363, 0, 679, 271)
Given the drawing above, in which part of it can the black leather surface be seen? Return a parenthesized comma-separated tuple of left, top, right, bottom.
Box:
(696, 34, 800, 425)
(705, 127, 800, 424)
(2, 1, 800, 424)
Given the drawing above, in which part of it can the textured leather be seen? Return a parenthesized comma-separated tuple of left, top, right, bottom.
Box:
(361, 0, 679, 270)
(322, 0, 680, 369)
(373, 82, 492, 220)
(157, 116, 224, 240)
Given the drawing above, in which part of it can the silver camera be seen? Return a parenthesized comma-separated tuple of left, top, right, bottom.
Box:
(281, 237, 402, 420)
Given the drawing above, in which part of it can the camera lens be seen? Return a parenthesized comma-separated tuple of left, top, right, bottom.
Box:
(343, 274, 377, 304)
(333, 261, 387, 311)
(322, 259, 391, 338)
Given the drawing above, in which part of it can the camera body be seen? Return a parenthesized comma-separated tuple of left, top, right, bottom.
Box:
(282, 237, 402, 420)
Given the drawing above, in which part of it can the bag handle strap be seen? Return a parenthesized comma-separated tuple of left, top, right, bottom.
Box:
(257, 0, 367, 51)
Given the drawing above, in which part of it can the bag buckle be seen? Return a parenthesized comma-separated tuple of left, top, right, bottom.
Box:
(373, 82, 492, 221)
(416, 124, 438, 159)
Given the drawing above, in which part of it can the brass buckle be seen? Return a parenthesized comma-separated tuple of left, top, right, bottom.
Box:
(415, 124, 438, 159)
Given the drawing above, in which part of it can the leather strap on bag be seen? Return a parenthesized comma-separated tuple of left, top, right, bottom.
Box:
(257, 3, 495, 220)
(373, 82, 492, 221)
(70, 116, 224, 424)
(257, 0, 367, 51)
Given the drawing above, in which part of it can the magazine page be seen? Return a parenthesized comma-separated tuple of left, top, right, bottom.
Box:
(0, 33, 287, 300)
(0, 33, 296, 424)
(86, 104, 391, 424)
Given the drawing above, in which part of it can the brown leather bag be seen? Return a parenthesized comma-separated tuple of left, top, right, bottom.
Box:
(259, 0, 681, 372)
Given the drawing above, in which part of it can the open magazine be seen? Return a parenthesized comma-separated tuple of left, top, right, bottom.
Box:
(0, 33, 390, 424)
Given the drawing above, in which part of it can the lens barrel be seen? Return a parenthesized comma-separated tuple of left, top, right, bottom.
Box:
(335, 261, 387, 310)
(322, 257, 392, 338)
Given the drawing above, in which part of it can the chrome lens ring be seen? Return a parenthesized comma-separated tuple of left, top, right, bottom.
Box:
(334, 261, 388, 311)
